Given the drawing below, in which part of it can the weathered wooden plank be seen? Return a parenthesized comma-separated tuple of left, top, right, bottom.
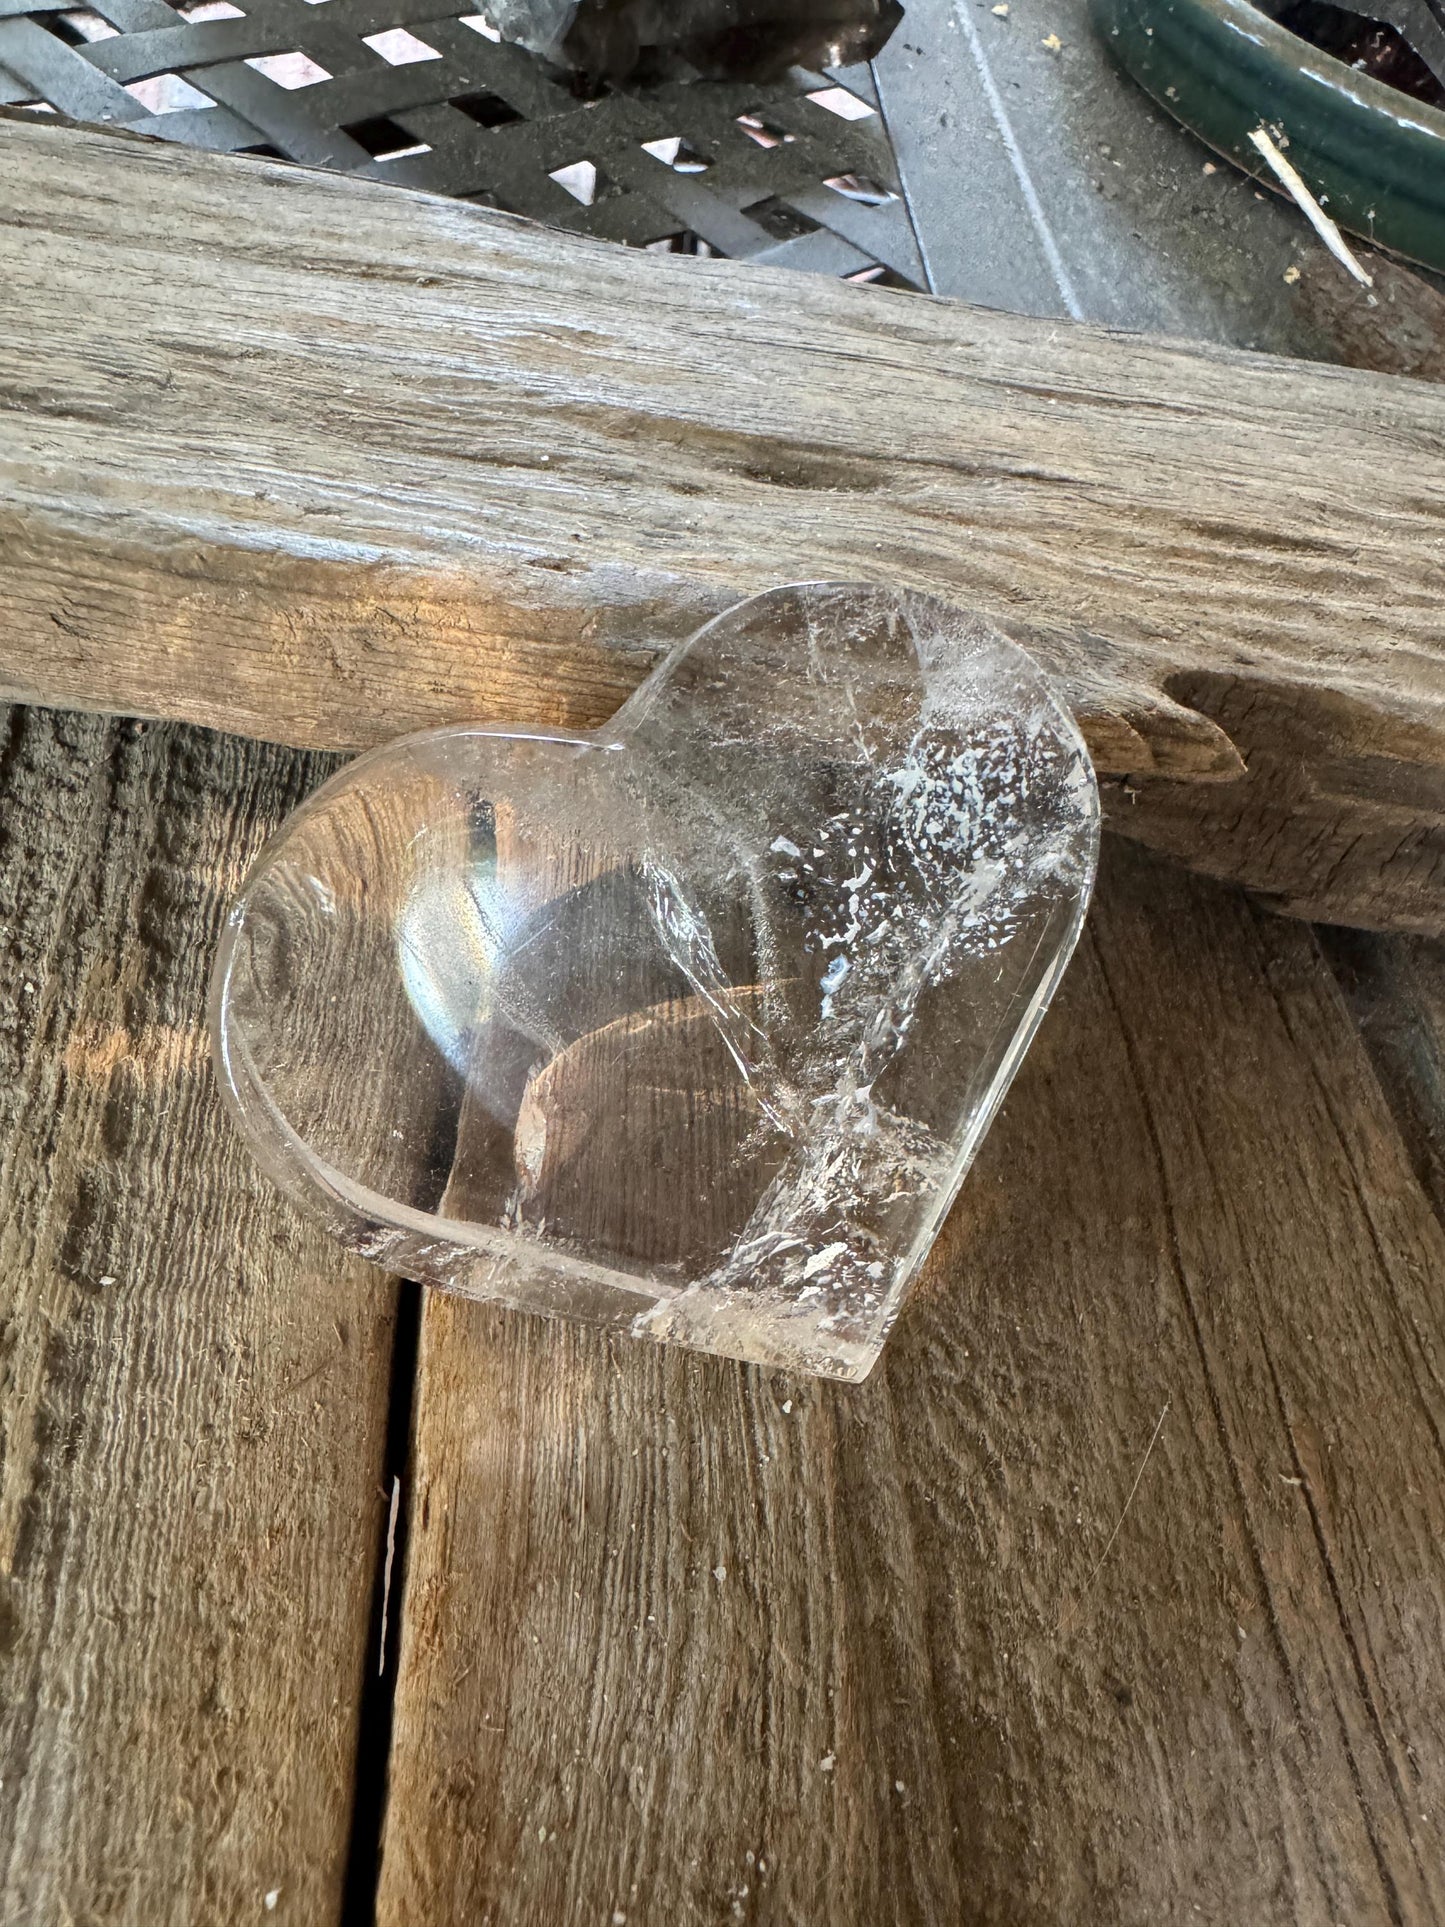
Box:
(1325, 924, 1445, 1227)
(374, 839, 1445, 1925)
(1, 116, 1443, 930)
(0, 707, 397, 1925)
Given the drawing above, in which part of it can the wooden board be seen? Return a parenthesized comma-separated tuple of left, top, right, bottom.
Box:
(0, 706, 399, 1925)
(2, 116, 1444, 931)
(1325, 922, 1445, 1225)
(374, 838, 1445, 1925)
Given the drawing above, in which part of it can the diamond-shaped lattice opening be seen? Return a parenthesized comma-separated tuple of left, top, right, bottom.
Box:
(343, 114, 430, 159)
(806, 86, 875, 120)
(845, 263, 910, 286)
(736, 112, 794, 148)
(743, 196, 822, 241)
(177, 1, 244, 18)
(43, 9, 117, 43)
(237, 142, 285, 156)
(12, 100, 57, 113)
(645, 232, 720, 257)
(550, 159, 600, 205)
(245, 51, 331, 87)
(453, 91, 523, 128)
(460, 13, 501, 38)
(364, 27, 440, 64)
(825, 172, 894, 206)
(125, 72, 217, 112)
(641, 136, 709, 173)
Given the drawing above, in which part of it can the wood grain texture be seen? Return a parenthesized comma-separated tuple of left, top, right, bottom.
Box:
(0, 706, 396, 1925)
(1, 115, 1444, 929)
(375, 838, 1445, 1926)
(1325, 924, 1445, 1227)
(1298, 248, 1445, 386)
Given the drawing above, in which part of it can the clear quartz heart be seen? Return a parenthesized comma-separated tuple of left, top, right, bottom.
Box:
(211, 583, 1099, 1380)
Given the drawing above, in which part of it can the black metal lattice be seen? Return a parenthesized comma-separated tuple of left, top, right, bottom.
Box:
(0, 0, 925, 283)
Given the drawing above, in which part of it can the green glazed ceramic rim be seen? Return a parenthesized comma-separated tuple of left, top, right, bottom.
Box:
(1089, 0, 1445, 273)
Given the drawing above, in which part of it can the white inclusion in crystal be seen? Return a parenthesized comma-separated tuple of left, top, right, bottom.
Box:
(678, 726, 1032, 1315)
(819, 953, 850, 1017)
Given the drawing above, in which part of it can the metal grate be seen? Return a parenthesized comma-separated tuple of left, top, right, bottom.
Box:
(0, 0, 925, 283)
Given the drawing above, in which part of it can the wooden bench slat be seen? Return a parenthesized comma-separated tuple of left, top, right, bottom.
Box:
(375, 840, 1445, 1925)
(0, 710, 396, 1926)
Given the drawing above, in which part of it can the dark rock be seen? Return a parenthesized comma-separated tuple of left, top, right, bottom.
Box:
(486, 0, 904, 86)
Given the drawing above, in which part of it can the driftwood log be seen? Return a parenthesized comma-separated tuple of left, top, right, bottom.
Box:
(1, 113, 1443, 930)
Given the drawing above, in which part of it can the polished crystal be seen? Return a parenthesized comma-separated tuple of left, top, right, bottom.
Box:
(212, 583, 1098, 1379)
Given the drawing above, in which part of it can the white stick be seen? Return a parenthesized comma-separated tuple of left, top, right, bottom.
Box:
(1249, 126, 1373, 287)
(378, 1474, 400, 1676)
